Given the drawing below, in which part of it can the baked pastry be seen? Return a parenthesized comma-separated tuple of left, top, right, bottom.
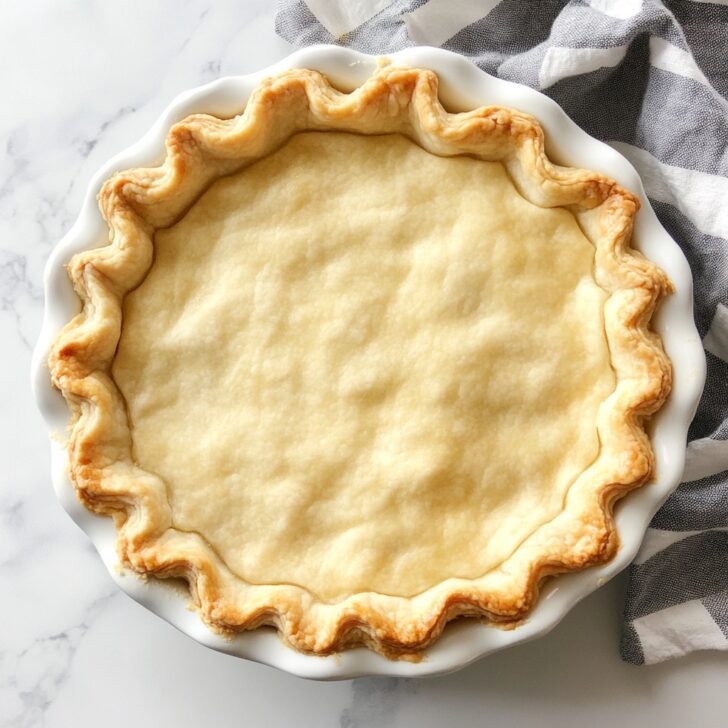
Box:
(49, 63, 671, 658)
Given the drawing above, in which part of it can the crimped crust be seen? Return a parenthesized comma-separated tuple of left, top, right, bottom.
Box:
(48, 64, 672, 658)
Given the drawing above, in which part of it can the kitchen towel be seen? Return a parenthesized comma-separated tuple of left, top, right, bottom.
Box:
(275, 0, 728, 665)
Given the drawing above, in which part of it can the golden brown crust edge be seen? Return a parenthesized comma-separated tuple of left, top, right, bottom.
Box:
(48, 64, 672, 658)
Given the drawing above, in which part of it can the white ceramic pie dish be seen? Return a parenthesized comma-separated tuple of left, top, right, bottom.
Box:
(31, 45, 705, 680)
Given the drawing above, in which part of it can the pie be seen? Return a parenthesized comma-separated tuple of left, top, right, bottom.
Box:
(48, 63, 672, 658)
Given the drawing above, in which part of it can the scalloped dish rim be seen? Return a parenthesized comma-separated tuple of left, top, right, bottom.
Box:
(31, 45, 705, 680)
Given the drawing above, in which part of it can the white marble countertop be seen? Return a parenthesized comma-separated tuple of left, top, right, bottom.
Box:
(2, 2, 727, 726)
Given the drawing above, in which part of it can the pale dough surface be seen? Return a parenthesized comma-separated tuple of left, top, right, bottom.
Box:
(112, 132, 615, 602)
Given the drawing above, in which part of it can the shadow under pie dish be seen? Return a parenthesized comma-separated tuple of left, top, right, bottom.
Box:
(48, 62, 672, 659)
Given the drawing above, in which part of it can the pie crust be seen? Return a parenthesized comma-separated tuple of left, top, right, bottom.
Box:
(49, 63, 672, 658)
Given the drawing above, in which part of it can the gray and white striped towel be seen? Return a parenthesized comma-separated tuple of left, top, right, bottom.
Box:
(275, 0, 728, 665)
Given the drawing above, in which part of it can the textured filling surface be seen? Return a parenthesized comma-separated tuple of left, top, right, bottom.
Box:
(112, 132, 615, 602)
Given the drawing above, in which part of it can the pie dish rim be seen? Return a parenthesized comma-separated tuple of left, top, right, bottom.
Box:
(31, 45, 706, 679)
